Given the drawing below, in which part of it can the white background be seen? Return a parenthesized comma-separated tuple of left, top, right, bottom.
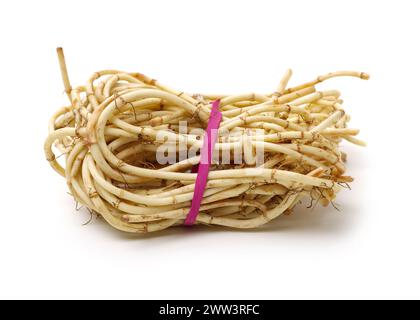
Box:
(1, 0, 419, 299)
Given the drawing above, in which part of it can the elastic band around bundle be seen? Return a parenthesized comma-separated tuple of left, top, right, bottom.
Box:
(184, 100, 222, 226)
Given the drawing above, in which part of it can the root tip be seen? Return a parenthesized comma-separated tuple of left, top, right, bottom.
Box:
(360, 72, 370, 80)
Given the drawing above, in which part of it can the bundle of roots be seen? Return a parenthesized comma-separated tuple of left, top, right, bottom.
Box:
(44, 48, 368, 233)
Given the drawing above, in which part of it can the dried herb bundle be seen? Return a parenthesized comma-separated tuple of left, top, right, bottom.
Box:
(45, 48, 368, 233)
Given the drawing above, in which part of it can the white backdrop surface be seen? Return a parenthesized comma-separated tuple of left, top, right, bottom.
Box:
(0, 0, 419, 299)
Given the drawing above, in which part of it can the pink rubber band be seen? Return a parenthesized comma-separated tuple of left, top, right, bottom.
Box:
(184, 100, 222, 226)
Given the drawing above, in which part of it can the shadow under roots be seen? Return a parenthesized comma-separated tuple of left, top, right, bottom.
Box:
(83, 195, 361, 240)
(262, 200, 360, 235)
